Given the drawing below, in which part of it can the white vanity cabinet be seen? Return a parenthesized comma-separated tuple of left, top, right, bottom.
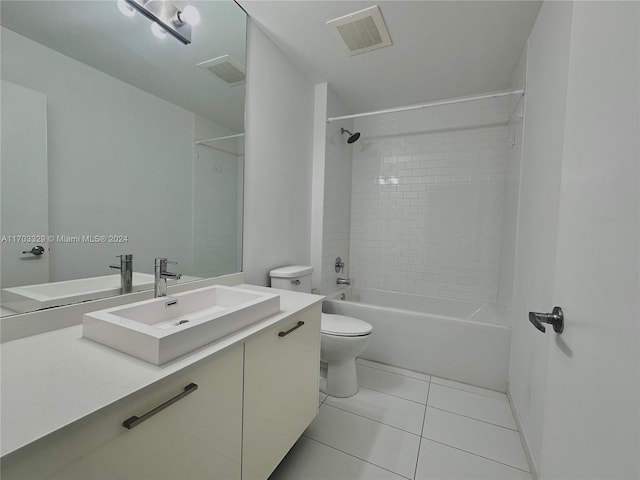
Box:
(1, 344, 244, 480)
(242, 304, 322, 480)
(1, 292, 323, 480)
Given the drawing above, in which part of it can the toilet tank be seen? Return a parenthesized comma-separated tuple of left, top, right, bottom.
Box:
(269, 266, 313, 293)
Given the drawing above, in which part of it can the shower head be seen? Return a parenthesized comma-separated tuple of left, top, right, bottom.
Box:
(340, 128, 361, 144)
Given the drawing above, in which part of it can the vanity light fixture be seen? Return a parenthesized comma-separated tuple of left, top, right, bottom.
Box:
(150, 21, 168, 39)
(119, 0, 201, 45)
(117, 0, 136, 17)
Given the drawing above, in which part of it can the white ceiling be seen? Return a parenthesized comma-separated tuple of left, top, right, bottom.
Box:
(239, 1, 542, 115)
(2, 1, 542, 127)
(1, 1, 247, 132)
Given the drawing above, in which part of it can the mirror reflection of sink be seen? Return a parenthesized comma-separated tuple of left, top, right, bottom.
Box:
(82, 285, 280, 364)
(1, 273, 178, 313)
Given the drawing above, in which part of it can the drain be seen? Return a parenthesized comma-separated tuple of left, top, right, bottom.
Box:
(177, 320, 190, 325)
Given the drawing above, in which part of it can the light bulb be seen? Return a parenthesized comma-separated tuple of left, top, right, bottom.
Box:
(151, 22, 167, 39)
(117, 0, 135, 17)
(180, 5, 200, 26)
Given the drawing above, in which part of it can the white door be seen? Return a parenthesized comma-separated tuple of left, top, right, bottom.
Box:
(1, 81, 50, 288)
(539, 3, 639, 478)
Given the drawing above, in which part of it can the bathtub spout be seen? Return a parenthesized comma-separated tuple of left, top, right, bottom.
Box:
(337, 277, 351, 285)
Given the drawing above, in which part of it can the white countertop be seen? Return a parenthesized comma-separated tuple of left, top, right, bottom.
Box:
(0, 284, 323, 457)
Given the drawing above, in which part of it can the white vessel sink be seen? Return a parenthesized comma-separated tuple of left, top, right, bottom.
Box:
(83, 285, 280, 364)
(1, 273, 169, 313)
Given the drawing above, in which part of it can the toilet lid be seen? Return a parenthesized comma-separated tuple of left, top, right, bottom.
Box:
(321, 313, 372, 337)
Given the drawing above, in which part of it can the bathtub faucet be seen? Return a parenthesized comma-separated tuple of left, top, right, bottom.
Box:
(336, 277, 351, 286)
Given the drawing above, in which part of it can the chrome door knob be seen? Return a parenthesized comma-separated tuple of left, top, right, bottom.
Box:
(22, 245, 45, 256)
(529, 306, 564, 333)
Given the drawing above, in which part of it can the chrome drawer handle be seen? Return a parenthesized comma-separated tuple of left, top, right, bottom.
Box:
(278, 321, 304, 338)
(122, 383, 198, 429)
(291, 279, 301, 285)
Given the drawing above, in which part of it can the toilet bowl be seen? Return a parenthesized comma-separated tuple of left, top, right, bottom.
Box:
(320, 313, 372, 398)
(269, 265, 373, 398)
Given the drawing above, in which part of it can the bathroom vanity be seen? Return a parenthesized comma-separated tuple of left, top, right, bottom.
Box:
(0, 284, 322, 480)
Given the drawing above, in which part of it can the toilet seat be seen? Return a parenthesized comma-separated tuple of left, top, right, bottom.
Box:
(321, 313, 372, 337)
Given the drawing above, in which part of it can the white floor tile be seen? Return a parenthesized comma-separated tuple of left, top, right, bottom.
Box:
(357, 364, 429, 404)
(430, 377, 507, 400)
(305, 404, 421, 479)
(427, 384, 517, 429)
(422, 407, 529, 472)
(325, 387, 426, 434)
(269, 437, 406, 480)
(357, 358, 432, 382)
(415, 439, 533, 480)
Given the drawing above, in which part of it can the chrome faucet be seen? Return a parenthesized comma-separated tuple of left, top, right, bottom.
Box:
(110, 254, 133, 294)
(154, 258, 182, 297)
(336, 277, 351, 286)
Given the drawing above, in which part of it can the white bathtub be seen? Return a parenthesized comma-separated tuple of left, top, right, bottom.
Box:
(323, 288, 510, 392)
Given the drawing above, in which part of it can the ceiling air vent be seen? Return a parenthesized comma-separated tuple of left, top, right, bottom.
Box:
(197, 55, 245, 86)
(326, 5, 392, 56)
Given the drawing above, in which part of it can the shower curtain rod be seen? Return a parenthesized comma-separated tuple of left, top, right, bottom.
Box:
(326, 89, 525, 123)
(195, 132, 245, 145)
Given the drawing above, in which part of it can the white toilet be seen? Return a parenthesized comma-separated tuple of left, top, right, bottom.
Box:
(270, 266, 373, 398)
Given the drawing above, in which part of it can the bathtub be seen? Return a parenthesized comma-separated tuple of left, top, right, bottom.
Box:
(323, 288, 510, 392)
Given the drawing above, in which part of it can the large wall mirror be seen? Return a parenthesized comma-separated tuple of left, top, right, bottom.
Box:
(0, 1, 246, 316)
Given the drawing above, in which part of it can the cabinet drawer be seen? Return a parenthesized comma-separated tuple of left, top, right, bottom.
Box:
(2, 344, 243, 480)
(243, 304, 321, 480)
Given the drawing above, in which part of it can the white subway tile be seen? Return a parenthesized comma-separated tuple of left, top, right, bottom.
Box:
(350, 120, 508, 302)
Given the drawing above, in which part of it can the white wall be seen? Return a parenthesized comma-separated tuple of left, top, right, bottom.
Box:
(310, 83, 328, 292)
(349, 100, 509, 303)
(193, 117, 243, 278)
(507, 2, 574, 471)
(243, 20, 315, 286)
(320, 89, 353, 295)
(310, 82, 353, 295)
(496, 51, 526, 323)
(1, 27, 240, 282)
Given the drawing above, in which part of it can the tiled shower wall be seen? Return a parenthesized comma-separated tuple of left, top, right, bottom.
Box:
(349, 101, 509, 303)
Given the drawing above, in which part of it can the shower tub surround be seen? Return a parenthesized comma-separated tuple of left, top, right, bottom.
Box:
(323, 287, 510, 391)
(349, 99, 509, 304)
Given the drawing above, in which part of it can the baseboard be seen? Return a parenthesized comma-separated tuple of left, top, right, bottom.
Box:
(507, 384, 539, 479)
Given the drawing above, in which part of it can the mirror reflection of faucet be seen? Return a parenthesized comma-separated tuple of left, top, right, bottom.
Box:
(109, 254, 133, 294)
(154, 258, 182, 297)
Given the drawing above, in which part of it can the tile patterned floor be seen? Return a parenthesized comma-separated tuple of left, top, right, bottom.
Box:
(269, 359, 532, 480)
